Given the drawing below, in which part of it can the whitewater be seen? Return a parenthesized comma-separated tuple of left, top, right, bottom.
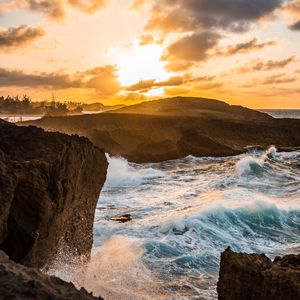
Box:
(72, 147, 300, 299)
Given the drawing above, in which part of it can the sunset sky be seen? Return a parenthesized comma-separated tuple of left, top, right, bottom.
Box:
(0, 0, 300, 108)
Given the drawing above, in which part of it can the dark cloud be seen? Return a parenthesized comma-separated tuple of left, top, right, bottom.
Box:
(145, 0, 286, 33)
(215, 38, 277, 56)
(0, 25, 45, 50)
(0, 68, 81, 89)
(0, 65, 121, 96)
(237, 56, 296, 73)
(289, 19, 300, 30)
(162, 32, 221, 63)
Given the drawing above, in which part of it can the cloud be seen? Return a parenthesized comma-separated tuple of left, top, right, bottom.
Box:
(162, 32, 221, 63)
(243, 73, 297, 87)
(0, 0, 106, 20)
(125, 74, 216, 92)
(164, 61, 195, 72)
(215, 38, 277, 56)
(236, 56, 296, 73)
(0, 25, 45, 50)
(0, 68, 81, 88)
(84, 65, 122, 96)
(284, 0, 300, 17)
(67, 0, 106, 13)
(0, 65, 121, 96)
(289, 19, 300, 30)
(145, 0, 286, 33)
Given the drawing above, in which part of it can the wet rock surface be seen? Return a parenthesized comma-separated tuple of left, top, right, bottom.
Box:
(217, 247, 300, 300)
(0, 120, 108, 268)
(0, 250, 103, 300)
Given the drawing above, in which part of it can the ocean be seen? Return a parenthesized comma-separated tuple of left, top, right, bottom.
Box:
(79, 147, 300, 299)
(260, 110, 300, 119)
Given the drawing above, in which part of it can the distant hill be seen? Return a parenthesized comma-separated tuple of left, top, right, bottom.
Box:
(111, 97, 271, 121)
(21, 97, 300, 163)
(81, 102, 125, 112)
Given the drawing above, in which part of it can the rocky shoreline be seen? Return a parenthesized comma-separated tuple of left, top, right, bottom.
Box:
(22, 97, 300, 163)
(218, 247, 300, 300)
(0, 119, 107, 299)
(1, 96, 300, 299)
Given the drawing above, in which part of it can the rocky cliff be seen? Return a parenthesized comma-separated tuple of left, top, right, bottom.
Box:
(0, 120, 108, 268)
(217, 247, 300, 300)
(0, 250, 103, 300)
(22, 97, 300, 163)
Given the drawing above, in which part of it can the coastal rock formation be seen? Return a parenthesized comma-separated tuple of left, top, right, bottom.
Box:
(217, 247, 300, 300)
(0, 120, 108, 268)
(23, 97, 300, 163)
(0, 250, 102, 300)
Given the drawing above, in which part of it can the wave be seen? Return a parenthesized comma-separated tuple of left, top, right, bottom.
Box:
(151, 199, 300, 273)
(235, 146, 277, 176)
(105, 155, 165, 187)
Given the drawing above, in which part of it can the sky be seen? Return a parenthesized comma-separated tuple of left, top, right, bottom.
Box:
(0, 0, 300, 108)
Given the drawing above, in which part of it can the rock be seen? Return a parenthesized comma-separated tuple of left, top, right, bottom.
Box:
(0, 250, 103, 300)
(22, 97, 300, 163)
(0, 120, 108, 268)
(217, 247, 300, 300)
(108, 213, 132, 223)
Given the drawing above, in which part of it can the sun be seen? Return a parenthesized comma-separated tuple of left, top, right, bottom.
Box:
(112, 40, 171, 87)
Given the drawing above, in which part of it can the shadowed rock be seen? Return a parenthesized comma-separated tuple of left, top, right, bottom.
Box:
(217, 247, 300, 300)
(0, 120, 108, 268)
(22, 97, 300, 163)
(0, 250, 103, 300)
(107, 213, 132, 223)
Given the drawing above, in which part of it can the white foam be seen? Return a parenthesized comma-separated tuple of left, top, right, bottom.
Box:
(105, 155, 165, 187)
(82, 236, 160, 300)
(266, 145, 277, 159)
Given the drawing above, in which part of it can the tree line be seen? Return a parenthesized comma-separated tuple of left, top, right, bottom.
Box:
(0, 95, 83, 116)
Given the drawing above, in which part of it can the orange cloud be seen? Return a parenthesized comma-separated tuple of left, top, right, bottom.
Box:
(0, 65, 121, 96)
(0, 0, 107, 20)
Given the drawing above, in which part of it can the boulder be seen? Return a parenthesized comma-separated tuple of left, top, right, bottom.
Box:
(217, 247, 300, 300)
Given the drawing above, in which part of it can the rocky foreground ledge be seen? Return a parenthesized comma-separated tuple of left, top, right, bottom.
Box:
(0, 120, 107, 299)
(218, 247, 300, 300)
(0, 251, 103, 299)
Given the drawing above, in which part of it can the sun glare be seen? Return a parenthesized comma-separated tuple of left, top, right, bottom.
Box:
(113, 41, 171, 87)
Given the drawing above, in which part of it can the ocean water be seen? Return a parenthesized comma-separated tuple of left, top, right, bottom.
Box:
(260, 109, 300, 119)
(78, 147, 300, 299)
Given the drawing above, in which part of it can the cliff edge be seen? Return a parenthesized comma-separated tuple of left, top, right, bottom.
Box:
(0, 120, 108, 268)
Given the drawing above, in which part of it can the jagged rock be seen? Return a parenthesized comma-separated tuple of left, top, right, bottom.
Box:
(217, 247, 300, 300)
(0, 250, 102, 300)
(0, 120, 108, 268)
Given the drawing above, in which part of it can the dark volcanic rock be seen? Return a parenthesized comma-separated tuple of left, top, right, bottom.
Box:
(107, 213, 132, 223)
(0, 250, 102, 300)
(22, 97, 300, 163)
(0, 120, 108, 268)
(217, 247, 300, 300)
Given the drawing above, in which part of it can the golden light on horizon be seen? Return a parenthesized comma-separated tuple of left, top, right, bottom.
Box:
(113, 40, 171, 87)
